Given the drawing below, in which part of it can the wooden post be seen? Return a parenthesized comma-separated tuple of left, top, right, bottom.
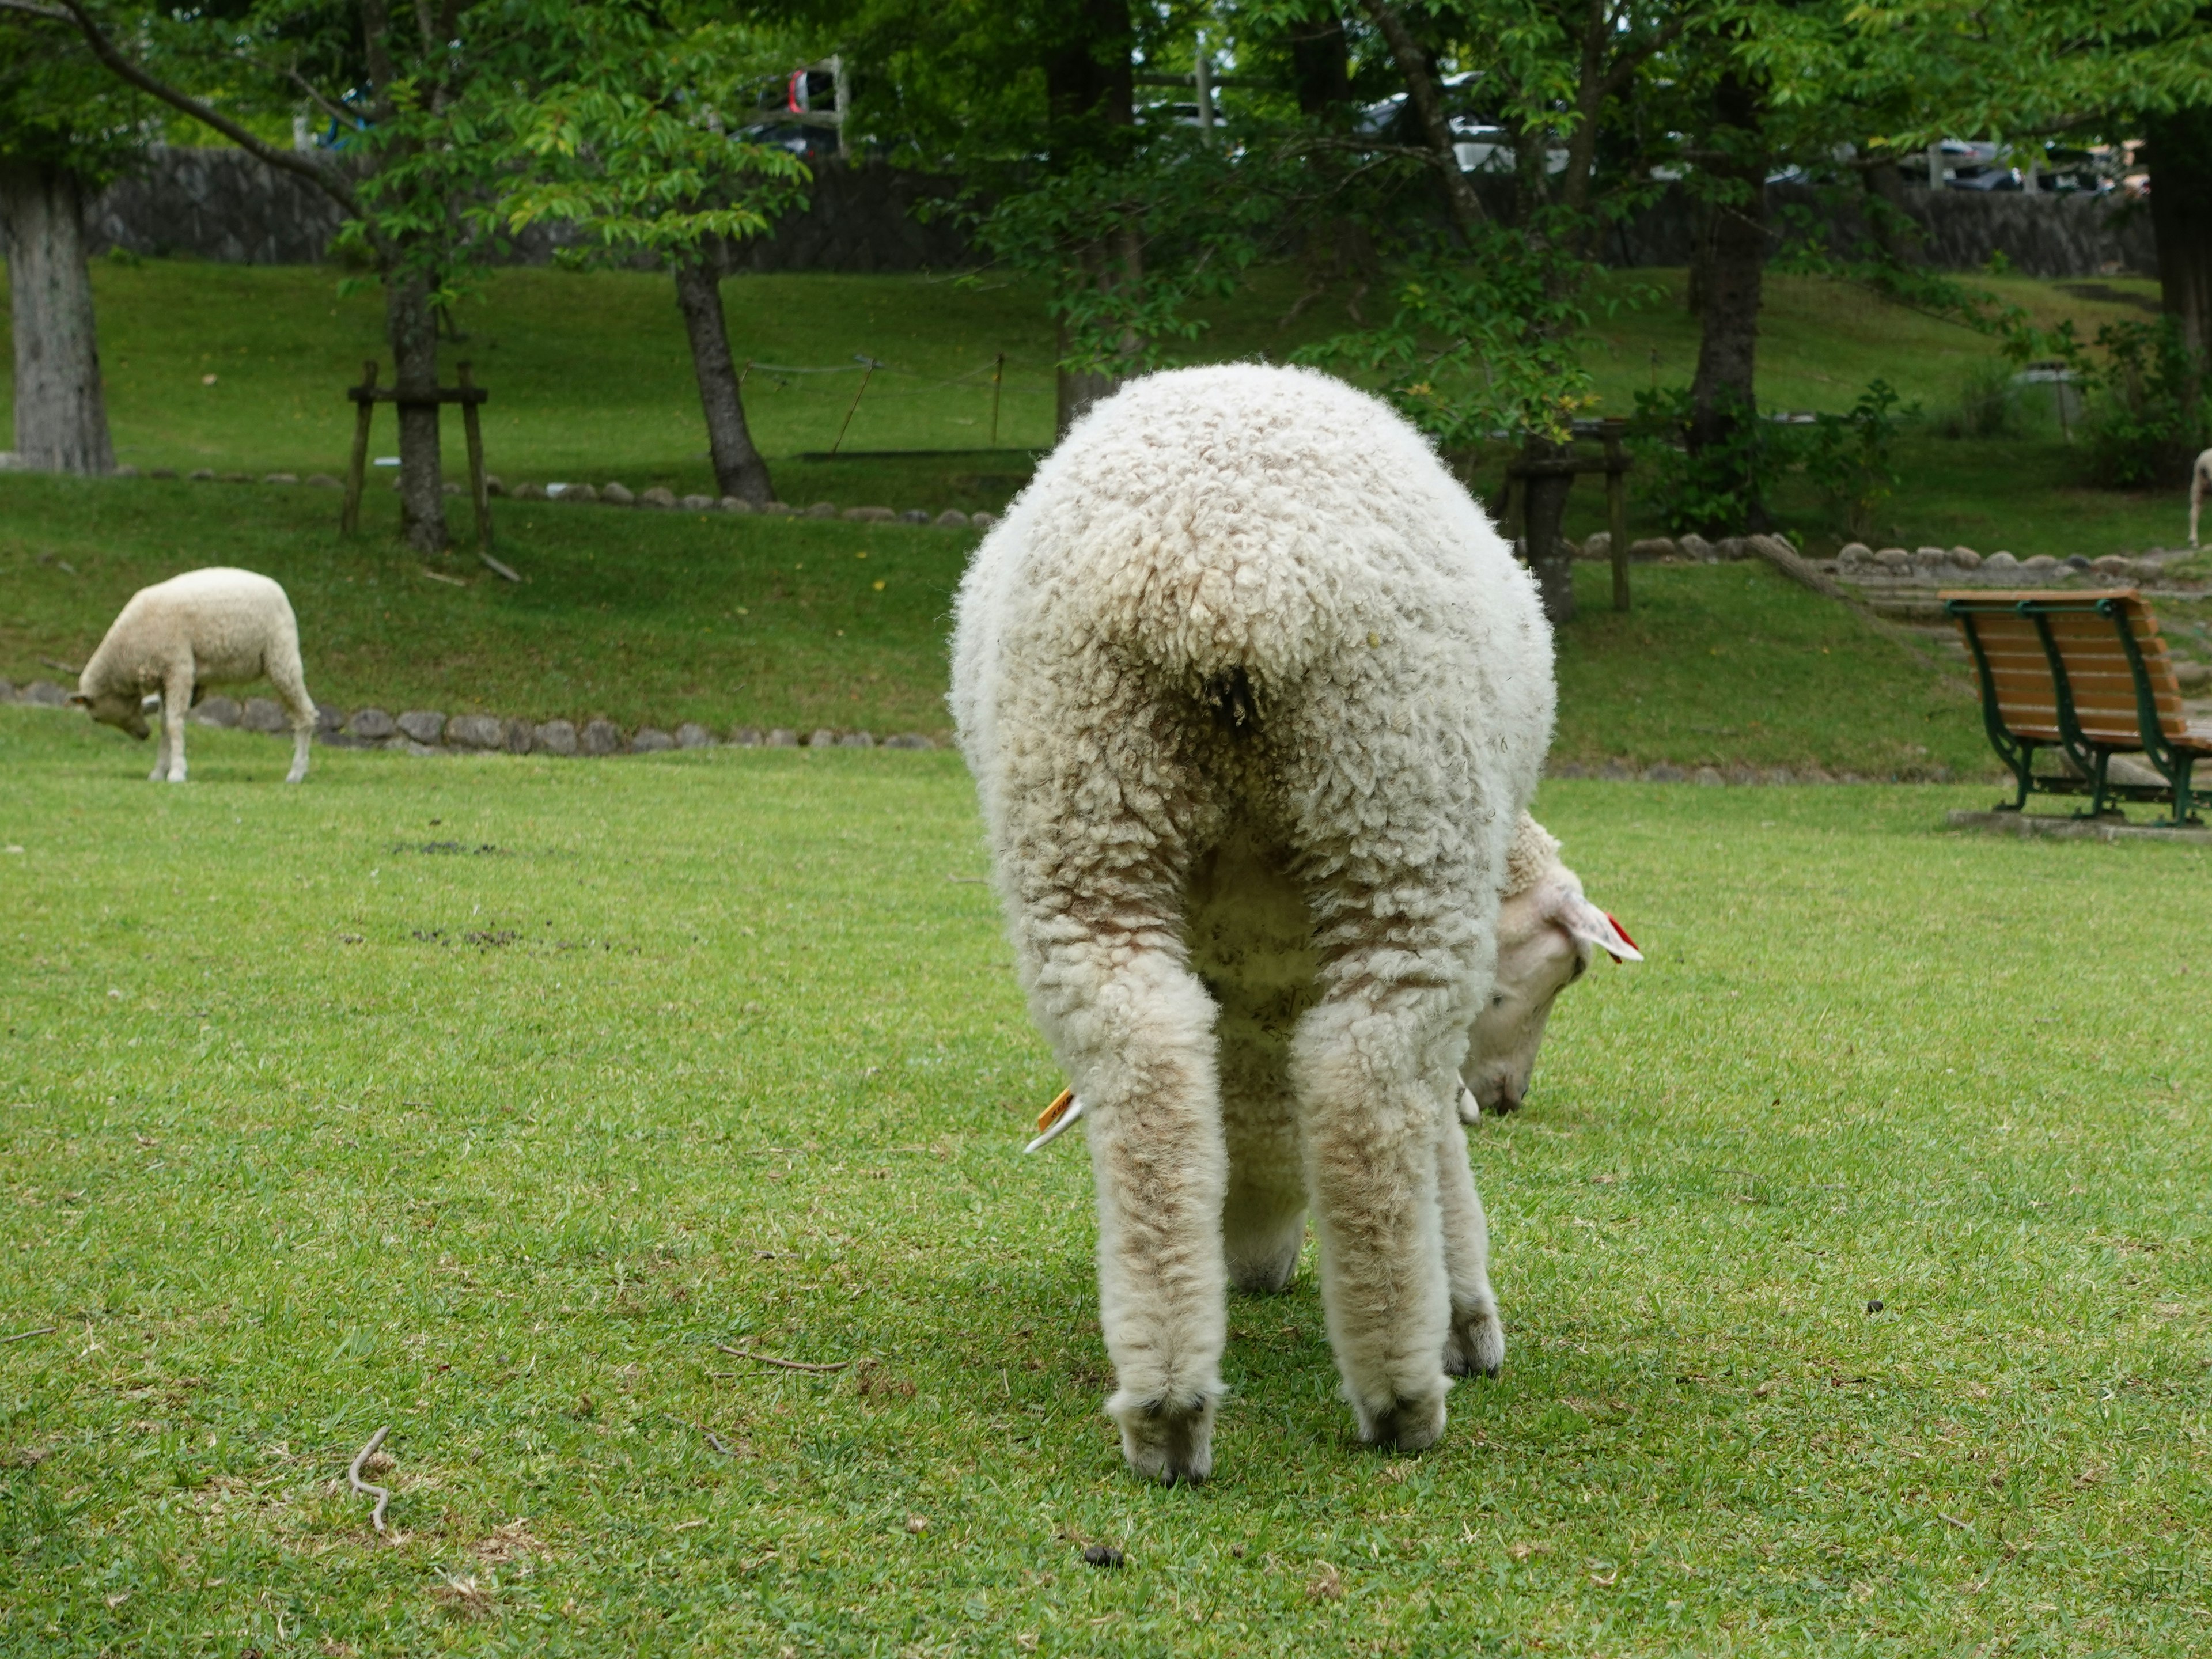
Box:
(1602, 416, 1631, 613)
(342, 358, 377, 536)
(990, 352, 1004, 448)
(831, 359, 876, 456)
(458, 361, 492, 552)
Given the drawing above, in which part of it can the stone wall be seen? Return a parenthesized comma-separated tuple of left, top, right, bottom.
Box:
(82, 146, 975, 272)
(78, 145, 2156, 281)
(1604, 180, 2156, 279)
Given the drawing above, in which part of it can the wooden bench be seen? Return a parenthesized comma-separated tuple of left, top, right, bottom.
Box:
(1942, 589, 2212, 825)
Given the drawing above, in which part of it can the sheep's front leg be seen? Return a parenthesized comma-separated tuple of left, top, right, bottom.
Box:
(1039, 935, 1228, 1484)
(1219, 1024, 1305, 1294)
(1293, 979, 1466, 1453)
(147, 699, 172, 783)
(158, 665, 192, 782)
(1436, 1107, 1505, 1379)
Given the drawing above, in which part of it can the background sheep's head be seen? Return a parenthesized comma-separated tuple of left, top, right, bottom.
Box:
(1460, 817, 1639, 1118)
(69, 685, 151, 740)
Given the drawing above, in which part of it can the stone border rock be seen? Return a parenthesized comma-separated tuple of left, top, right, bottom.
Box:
(100, 464, 1003, 529)
(1948, 808, 2212, 846)
(6, 683, 2006, 781)
(0, 680, 943, 756)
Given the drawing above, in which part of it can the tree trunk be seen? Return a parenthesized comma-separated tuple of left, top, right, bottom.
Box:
(1859, 158, 1919, 264)
(385, 270, 447, 554)
(1046, 0, 1135, 441)
(1687, 71, 1768, 532)
(673, 252, 774, 506)
(2144, 106, 2212, 385)
(1520, 441, 1576, 626)
(0, 160, 114, 474)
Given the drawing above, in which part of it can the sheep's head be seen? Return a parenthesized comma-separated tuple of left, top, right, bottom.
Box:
(1460, 815, 1639, 1118)
(69, 685, 150, 740)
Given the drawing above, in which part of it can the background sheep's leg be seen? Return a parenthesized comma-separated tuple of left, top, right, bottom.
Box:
(158, 663, 192, 782)
(1435, 1108, 1505, 1378)
(264, 632, 317, 783)
(1293, 976, 1467, 1452)
(1218, 1025, 1305, 1294)
(147, 700, 171, 783)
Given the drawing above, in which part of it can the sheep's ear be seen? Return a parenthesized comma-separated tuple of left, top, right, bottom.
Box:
(1548, 889, 1641, 963)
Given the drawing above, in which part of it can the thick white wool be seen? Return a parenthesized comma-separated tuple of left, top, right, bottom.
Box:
(951, 365, 1556, 1481)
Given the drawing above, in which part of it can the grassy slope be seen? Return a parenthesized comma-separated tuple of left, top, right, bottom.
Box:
(6, 710, 2211, 1655)
(0, 259, 2191, 554)
(0, 472, 2048, 775)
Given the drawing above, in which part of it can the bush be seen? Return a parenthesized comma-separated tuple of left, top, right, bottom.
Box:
(1631, 380, 1907, 541)
(1939, 358, 2018, 440)
(2078, 319, 2209, 488)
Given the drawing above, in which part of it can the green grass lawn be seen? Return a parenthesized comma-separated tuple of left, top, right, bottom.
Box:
(0, 257, 2192, 556)
(1, 469, 2082, 776)
(6, 707, 2210, 1654)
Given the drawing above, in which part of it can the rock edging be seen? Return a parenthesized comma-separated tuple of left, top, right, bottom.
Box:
(99, 465, 1007, 529)
(0, 681, 942, 755)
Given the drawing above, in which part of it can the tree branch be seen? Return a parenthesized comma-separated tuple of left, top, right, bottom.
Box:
(22, 0, 359, 215)
(1358, 0, 1486, 238)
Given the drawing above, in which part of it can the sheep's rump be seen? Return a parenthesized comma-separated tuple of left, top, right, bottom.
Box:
(952, 363, 1556, 888)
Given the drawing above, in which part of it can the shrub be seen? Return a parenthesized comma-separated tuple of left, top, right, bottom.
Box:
(1940, 358, 2018, 440)
(2077, 319, 2209, 488)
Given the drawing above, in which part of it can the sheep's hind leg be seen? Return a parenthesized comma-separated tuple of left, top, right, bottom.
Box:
(1023, 900, 1228, 1484)
(267, 650, 317, 784)
(1437, 1108, 1505, 1379)
(1066, 939, 1228, 1483)
(1294, 974, 1465, 1452)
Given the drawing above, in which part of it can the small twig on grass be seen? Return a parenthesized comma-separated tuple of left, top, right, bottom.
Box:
(419, 567, 468, 588)
(700, 1427, 736, 1456)
(1939, 1510, 1975, 1531)
(479, 552, 522, 583)
(713, 1340, 850, 1374)
(348, 1425, 393, 1533)
(0, 1325, 55, 1343)
(40, 658, 78, 675)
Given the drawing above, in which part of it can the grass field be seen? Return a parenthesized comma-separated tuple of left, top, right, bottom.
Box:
(5, 707, 2211, 1654)
(3, 468, 2119, 778)
(0, 258, 2195, 558)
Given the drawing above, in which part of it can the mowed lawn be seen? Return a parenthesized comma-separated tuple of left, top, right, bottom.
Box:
(5, 707, 2210, 1655)
(4, 470, 2100, 778)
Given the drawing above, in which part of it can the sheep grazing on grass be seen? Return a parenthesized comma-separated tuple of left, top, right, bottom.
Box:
(70, 567, 317, 783)
(952, 363, 1638, 1483)
(2192, 448, 2212, 550)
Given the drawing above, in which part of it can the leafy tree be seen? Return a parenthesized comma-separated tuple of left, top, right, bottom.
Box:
(0, 17, 147, 472)
(498, 16, 811, 505)
(2, 0, 560, 550)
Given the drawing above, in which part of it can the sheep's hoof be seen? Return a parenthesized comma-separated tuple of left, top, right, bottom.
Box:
(1225, 1238, 1301, 1295)
(1445, 1308, 1505, 1380)
(1108, 1388, 1215, 1485)
(283, 770, 308, 785)
(1357, 1385, 1447, 1453)
(165, 771, 187, 784)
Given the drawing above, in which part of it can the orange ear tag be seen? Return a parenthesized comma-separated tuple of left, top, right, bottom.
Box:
(1024, 1087, 1085, 1154)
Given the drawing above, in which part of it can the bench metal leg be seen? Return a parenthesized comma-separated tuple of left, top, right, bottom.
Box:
(2162, 755, 2202, 828)
(2079, 751, 2118, 821)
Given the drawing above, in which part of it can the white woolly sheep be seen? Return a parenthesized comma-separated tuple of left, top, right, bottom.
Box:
(951, 363, 1637, 1484)
(2191, 447, 2212, 549)
(70, 567, 317, 783)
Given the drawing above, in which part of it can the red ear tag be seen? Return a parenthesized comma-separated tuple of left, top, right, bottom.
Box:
(1603, 912, 1638, 964)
